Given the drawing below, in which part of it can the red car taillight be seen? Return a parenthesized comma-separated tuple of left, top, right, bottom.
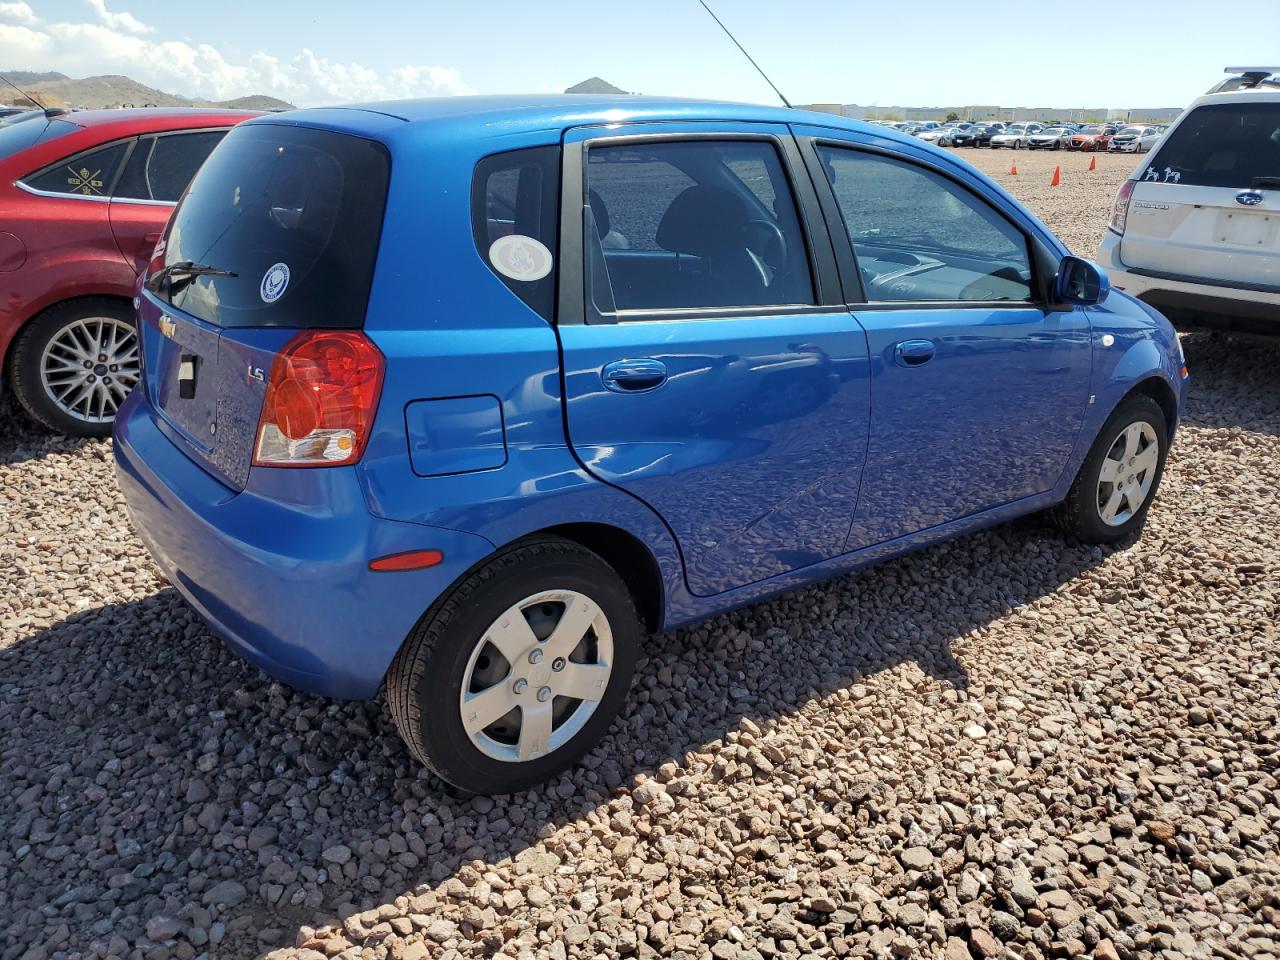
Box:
(1109, 179, 1136, 235)
(253, 330, 384, 467)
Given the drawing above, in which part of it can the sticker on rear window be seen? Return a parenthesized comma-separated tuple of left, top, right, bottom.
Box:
(488, 235, 553, 282)
(260, 262, 291, 303)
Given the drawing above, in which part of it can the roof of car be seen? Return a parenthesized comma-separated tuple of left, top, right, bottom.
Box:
(266, 94, 898, 142)
(60, 107, 261, 129)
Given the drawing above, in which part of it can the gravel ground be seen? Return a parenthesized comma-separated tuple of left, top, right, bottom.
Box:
(2, 146, 1278, 960)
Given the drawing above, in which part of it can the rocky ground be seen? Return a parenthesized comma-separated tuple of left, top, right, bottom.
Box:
(2, 146, 1278, 960)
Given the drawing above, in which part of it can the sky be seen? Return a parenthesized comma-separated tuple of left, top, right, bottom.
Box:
(0, 0, 1274, 109)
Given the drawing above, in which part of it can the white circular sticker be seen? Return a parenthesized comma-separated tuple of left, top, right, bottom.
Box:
(488, 235, 553, 282)
(260, 262, 291, 303)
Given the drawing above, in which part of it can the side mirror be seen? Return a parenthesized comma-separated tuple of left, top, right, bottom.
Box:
(1055, 256, 1110, 306)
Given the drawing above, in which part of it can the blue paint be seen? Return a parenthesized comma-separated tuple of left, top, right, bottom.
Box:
(114, 96, 1184, 700)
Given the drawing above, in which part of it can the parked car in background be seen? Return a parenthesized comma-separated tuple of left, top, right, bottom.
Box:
(989, 123, 1043, 149)
(950, 124, 1001, 147)
(115, 96, 1186, 793)
(1108, 125, 1162, 153)
(0, 106, 27, 120)
(918, 125, 952, 144)
(1068, 124, 1115, 151)
(1027, 127, 1072, 150)
(0, 107, 256, 436)
(1098, 67, 1280, 328)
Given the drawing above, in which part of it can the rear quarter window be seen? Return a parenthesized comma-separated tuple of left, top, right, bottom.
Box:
(156, 123, 391, 329)
(471, 146, 560, 322)
(1148, 102, 1280, 187)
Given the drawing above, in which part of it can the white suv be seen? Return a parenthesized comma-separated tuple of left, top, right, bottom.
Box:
(1098, 68, 1279, 326)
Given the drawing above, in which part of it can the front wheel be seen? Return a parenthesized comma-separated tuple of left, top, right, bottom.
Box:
(1051, 395, 1169, 544)
(9, 298, 139, 437)
(386, 537, 641, 793)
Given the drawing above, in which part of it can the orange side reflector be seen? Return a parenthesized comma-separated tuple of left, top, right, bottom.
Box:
(369, 549, 444, 572)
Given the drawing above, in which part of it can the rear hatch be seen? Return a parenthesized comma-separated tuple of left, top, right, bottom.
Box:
(139, 120, 391, 489)
(1120, 100, 1280, 288)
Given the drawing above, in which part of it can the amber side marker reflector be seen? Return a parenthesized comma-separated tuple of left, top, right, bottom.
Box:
(369, 550, 444, 572)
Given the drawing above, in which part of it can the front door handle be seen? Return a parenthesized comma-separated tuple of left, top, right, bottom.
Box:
(602, 358, 668, 393)
(894, 339, 936, 367)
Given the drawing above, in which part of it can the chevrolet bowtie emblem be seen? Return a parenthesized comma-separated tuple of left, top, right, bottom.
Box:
(159, 316, 177, 339)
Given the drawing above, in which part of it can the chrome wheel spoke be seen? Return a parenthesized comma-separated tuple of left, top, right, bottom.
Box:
(1099, 488, 1125, 523)
(517, 700, 555, 761)
(462, 683, 519, 736)
(555, 661, 611, 702)
(1098, 457, 1124, 484)
(485, 611, 541, 665)
(544, 596, 602, 659)
(1133, 444, 1159, 477)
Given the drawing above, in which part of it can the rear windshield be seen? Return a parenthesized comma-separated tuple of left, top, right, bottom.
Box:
(156, 122, 390, 329)
(1151, 102, 1280, 188)
(0, 117, 76, 161)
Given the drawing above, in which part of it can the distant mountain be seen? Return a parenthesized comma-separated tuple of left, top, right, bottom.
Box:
(565, 77, 630, 95)
(0, 70, 294, 111)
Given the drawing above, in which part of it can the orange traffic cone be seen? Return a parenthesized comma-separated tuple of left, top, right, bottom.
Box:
(1010, 164, 1018, 175)
(1088, 154, 1097, 172)
(1050, 165, 1061, 186)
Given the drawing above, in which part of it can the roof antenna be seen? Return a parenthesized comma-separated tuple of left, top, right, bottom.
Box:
(695, 0, 793, 108)
(0, 71, 41, 108)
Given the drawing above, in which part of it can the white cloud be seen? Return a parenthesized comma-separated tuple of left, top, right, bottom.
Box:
(83, 0, 152, 35)
(0, 1, 37, 26)
(0, 3, 471, 107)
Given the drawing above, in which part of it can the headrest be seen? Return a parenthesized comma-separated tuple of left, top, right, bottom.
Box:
(656, 185, 749, 257)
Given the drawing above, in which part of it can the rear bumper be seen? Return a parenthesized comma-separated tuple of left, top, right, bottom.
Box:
(113, 391, 496, 699)
(1097, 232, 1280, 325)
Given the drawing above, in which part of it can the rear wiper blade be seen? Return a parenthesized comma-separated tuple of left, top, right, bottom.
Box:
(146, 260, 237, 294)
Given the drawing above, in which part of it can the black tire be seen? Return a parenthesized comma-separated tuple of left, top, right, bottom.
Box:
(9, 298, 136, 438)
(386, 537, 641, 794)
(1051, 395, 1169, 544)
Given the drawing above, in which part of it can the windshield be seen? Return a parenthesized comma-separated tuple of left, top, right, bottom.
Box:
(1082, 125, 1104, 134)
(1042, 128, 1065, 135)
(157, 122, 391, 329)
(0, 116, 76, 162)
(1118, 127, 1144, 135)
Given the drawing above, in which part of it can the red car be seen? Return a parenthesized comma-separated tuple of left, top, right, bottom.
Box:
(0, 107, 256, 436)
(1067, 124, 1117, 152)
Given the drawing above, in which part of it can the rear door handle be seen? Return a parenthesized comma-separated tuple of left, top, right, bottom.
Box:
(601, 358, 668, 393)
(894, 339, 936, 367)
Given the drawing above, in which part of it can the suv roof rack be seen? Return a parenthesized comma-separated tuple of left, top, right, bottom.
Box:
(1207, 67, 1280, 94)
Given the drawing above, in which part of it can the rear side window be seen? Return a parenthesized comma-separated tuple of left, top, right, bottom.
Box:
(115, 131, 227, 202)
(471, 146, 560, 322)
(584, 140, 814, 313)
(157, 123, 390, 329)
(817, 146, 1032, 302)
(1147, 102, 1280, 187)
(0, 116, 75, 162)
(22, 140, 130, 197)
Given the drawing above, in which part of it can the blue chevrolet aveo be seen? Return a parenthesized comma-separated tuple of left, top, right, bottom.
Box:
(114, 96, 1186, 793)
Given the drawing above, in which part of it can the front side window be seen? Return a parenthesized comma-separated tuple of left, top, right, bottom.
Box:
(115, 131, 227, 202)
(585, 139, 814, 314)
(1147, 102, 1280, 188)
(816, 145, 1033, 303)
(22, 140, 130, 197)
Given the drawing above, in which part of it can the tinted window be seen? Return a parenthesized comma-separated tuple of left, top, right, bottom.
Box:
(0, 116, 75, 161)
(157, 123, 390, 329)
(1147, 102, 1280, 188)
(23, 140, 129, 197)
(586, 140, 814, 313)
(471, 146, 560, 322)
(817, 146, 1033, 303)
(116, 131, 227, 202)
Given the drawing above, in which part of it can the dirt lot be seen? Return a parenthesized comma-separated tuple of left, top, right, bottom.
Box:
(1, 145, 1278, 960)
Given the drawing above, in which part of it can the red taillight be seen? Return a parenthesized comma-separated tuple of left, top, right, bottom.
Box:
(253, 331, 384, 468)
(369, 550, 445, 572)
(1109, 179, 1136, 236)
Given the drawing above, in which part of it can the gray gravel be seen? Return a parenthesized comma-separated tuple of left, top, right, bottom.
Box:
(3, 170, 1279, 960)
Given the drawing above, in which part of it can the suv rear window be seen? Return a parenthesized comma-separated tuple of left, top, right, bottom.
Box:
(156, 123, 390, 329)
(1149, 102, 1280, 188)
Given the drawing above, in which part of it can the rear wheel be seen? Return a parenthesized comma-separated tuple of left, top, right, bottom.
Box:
(1051, 395, 1168, 544)
(9, 298, 139, 437)
(386, 537, 641, 793)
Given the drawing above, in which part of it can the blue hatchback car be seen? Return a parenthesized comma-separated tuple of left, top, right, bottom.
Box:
(114, 96, 1185, 793)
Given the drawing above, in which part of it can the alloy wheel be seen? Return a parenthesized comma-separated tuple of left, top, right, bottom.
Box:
(1096, 421, 1160, 526)
(39, 316, 139, 424)
(459, 589, 613, 763)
